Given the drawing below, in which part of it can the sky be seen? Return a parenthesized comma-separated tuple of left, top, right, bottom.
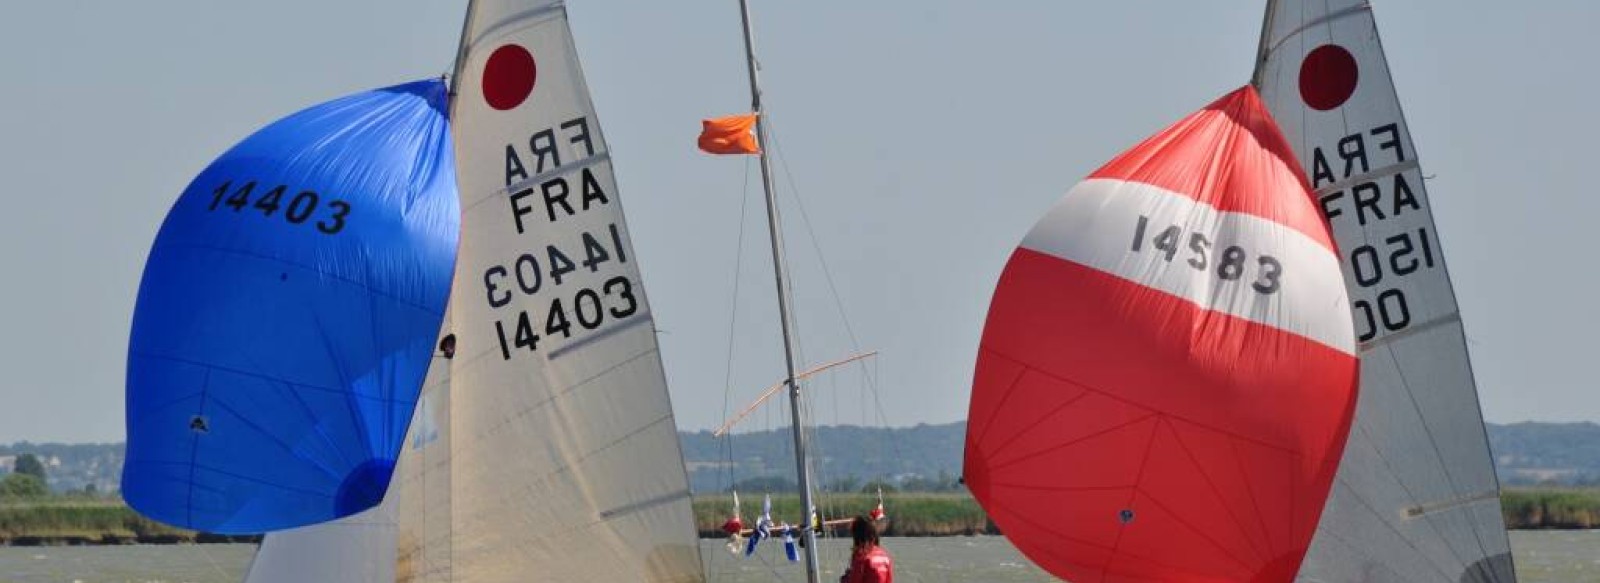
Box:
(0, 1, 1595, 444)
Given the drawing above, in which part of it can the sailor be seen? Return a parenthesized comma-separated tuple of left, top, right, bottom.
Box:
(839, 515, 894, 583)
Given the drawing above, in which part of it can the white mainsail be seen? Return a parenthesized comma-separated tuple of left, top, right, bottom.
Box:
(1252, 2, 1515, 581)
(243, 322, 453, 583)
(444, 1, 703, 581)
(245, 1, 705, 582)
(393, 355, 455, 583)
(242, 500, 400, 582)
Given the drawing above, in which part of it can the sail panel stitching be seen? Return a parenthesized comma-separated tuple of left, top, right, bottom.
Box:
(1343, 387, 1474, 575)
(466, 5, 565, 52)
(971, 363, 1030, 452)
(1312, 159, 1422, 196)
(981, 348, 1301, 455)
(462, 151, 613, 212)
(1358, 313, 1461, 353)
(1382, 344, 1503, 581)
(1266, 3, 1372, 55)
(597, 488, 692, 520)
(1166, 419, 1271, 564)
(547, 313, 652, 360)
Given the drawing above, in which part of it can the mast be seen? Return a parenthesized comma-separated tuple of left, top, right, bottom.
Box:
(446, 0, 479, 118)
(1250, 0, 1279, 88)
(735, 1, 823, 581)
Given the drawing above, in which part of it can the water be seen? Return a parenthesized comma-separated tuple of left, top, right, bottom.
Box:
(0, 532, 1592, 582)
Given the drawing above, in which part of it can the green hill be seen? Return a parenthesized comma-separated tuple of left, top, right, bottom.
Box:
(7, 421, 1600, 493)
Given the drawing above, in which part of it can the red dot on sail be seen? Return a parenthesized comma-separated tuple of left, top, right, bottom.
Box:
(1299, 44, 1358, 111)
(483, 44, 537, 111)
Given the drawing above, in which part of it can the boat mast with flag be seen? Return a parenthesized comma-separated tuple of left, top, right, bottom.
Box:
(693, 1, 830, 581)
(1252, 1, 1516, 581)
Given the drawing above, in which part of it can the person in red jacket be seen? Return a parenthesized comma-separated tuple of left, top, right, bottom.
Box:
(840, 515, 894, 583)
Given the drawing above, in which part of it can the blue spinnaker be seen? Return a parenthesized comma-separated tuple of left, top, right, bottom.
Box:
(123, 79, 458, 534)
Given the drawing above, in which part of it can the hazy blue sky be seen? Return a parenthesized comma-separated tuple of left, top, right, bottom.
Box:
(1, 1, 1595, 443)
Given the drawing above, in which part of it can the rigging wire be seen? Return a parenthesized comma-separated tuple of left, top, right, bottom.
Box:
(758, 114, 895, 568)
(714, 102, 900, 573)
(765, 113, 906, 493)
(707, 153, 757, 582)
(719, 155, 756, 496)
(765, 118, 897, 435)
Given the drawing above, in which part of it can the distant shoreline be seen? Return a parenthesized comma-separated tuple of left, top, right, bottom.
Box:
(3, 489, 1595, 546)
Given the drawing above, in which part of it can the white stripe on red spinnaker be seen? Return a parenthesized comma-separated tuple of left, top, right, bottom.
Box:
(1021, 177, 1355, 356)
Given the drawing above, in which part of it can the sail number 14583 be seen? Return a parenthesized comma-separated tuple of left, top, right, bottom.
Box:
(1131, 215, 1283, 294)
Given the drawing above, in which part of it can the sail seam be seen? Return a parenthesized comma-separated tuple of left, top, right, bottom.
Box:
(234, 344, 360, 470)
(475, 414, 679, 535)
(465, 151, 613, 212)
(980, 347, 1299, 455)
(979, 383, 1093, 462)
(1104, 419, 1162, 578)
(129, 352, 417, 405)
(1133, 465, 1258, 574)
(306, 307, 376, 483)
(1311, 159, 1422, 196)
(1265, 3, 1372, 55)
(988, 493, 1119, 553)
(1402, 490, 1500, 519)
(986, 414, 1159, 472)
(988, 483, 1135, 492)
(1327, 477, 1458, 581)
(466, 5, 566, 52)
(185, 370, 209, 529)
(597, 488, 693, 520)
(203, 397, 346, 482)
(1227, 436, 1278, 559)
(546, 312, 652, 359)
(989, 480, 1253, 579)
(146, 242, 447, 314)
(1304, 518, 1429, 583)
(1381, 343, 1504, 580)
(1344, 413, 1472, 577)
(1358, 313, 1461, 353)
(189, 463, 337, 499)
(1165, 419, 1271, 564)
(453, 348, 656, 449)
(970, 363, 1030, 452)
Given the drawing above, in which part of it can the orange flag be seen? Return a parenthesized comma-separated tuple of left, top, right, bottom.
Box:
(698, 113, 761, 155)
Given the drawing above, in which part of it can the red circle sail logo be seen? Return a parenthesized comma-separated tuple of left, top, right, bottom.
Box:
(483, 44, 537, 111)
(1299, 44, 1359, 111)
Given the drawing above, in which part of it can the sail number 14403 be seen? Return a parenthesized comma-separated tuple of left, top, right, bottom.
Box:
(1131, 215, 1283, 294)
(208, 180, 350, 235)
(493, 276, 639, 359)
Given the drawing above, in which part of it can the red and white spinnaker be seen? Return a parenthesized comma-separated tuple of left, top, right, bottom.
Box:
(964, 86, 1358, 583)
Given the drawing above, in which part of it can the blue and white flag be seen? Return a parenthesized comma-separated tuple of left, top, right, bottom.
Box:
(744, 494, 775, 557)
(782, 525, 798, 562)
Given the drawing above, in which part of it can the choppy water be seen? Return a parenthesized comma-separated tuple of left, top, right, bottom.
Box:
(0, 532, 1593, 582)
